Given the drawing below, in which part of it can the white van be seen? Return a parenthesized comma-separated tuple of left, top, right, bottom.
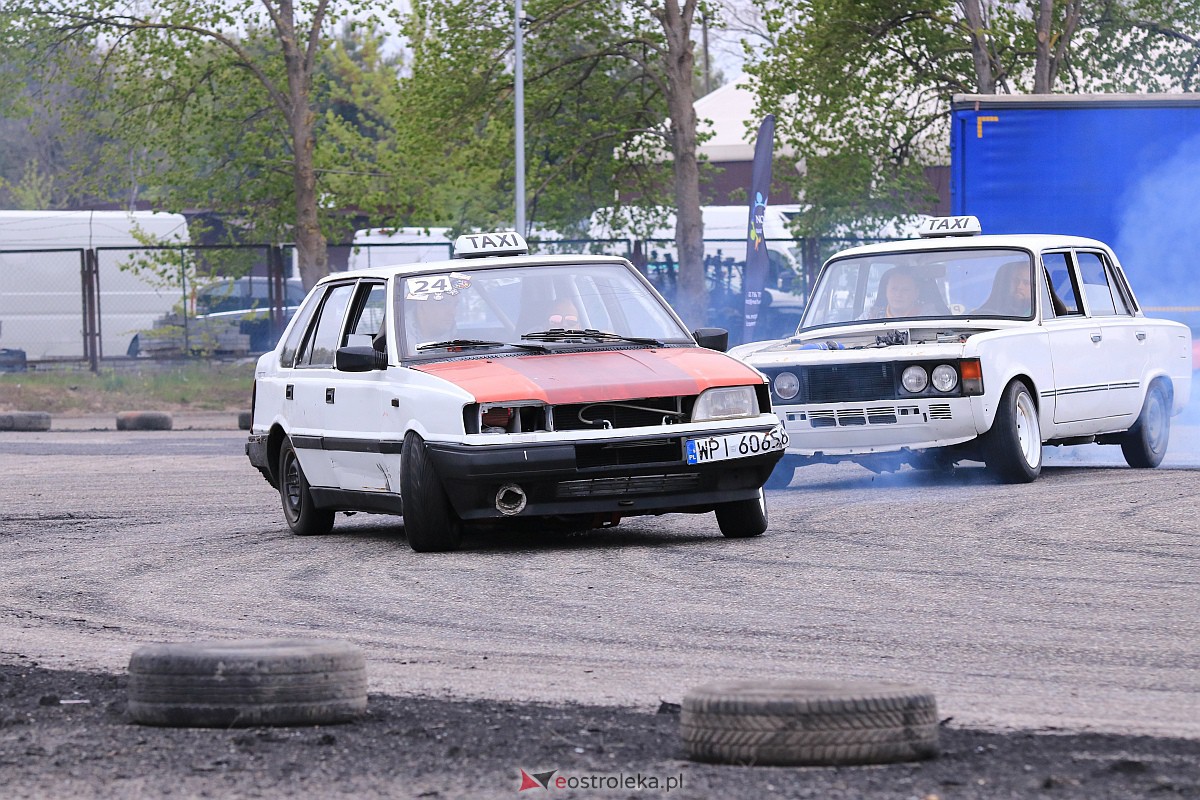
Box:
(346, 227, 454, 270)
(0, 210, 190, 360)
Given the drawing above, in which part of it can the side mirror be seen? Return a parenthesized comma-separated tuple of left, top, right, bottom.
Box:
(335, 346, 388, 372)
(692, 327, 729, 352)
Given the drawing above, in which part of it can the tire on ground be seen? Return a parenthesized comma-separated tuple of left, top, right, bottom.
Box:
(237, 410, 252, 430)
(715, 489, 768, 538)
(1121, 382, 1170, 468)
(681, 679, 939, 766)
(127, 638, 367, 728)
(400, 430, 463, 552)
(0, 411, 51, 432)
(982, 380, 1041, 483)
(116, 411, 173, 431)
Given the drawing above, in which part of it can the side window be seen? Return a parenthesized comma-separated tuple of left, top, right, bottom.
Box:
(299, 283, 355, 367)
(1077, 251, 1130, 316)
(344, 283, 387, 348)
(279, 288, 323, 368)
(1041, 252, 1081, 316)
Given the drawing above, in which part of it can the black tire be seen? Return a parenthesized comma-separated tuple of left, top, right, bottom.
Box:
(116, 410, 173, 431)
(279, 439, 334, 536)
(127, 638, 367, 728)
(681, 679, 939, 766)
(1121, 383, 1170, 468)
(983, 380, 1042, 483)
(401, 430, 463, 552)
(715, 489, 767, 538)
(0, 411, 51, 431)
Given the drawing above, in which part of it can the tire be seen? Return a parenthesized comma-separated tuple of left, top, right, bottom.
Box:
(1121, 383, 1170, 468)
(127, 638, 367, 728)
(401, 430, 463, 552)
(116, 410, 173, 431)
(715, 489, 767, 538)
(0, 411, 51, 432)
(681, 679, 939, 766)
(983, 380, 1042, 483)
(279, 439, 334, 536)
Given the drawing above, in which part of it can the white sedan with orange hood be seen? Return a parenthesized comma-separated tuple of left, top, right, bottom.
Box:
(247, 232, 787, 551)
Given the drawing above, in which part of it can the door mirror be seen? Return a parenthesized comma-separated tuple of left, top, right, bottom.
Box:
(335, 346, 387, 372)
(692, 327, 729, 352)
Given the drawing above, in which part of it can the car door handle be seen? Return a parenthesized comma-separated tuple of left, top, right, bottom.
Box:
(1135, 331, 1147, 341)
(326, 388, 335, 404)
(1090, 333, 1102, 343)
(285, 384, 293, 400)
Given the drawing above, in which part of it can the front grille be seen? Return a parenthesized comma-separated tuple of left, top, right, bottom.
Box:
(575, 438, 683, 469)
(553, 396, 688, 431)
(803, 363, 896, 402)
(557, 474, 699, 497)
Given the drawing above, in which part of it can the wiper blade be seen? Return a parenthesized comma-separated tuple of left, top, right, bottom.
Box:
(521, 328, 663, 346)
(416, 339, 549, 353)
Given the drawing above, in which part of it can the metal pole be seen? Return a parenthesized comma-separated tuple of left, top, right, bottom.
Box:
(514, 0, 526, 235)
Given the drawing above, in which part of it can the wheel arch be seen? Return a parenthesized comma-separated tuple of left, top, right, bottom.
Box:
(265, 423, 289, 487)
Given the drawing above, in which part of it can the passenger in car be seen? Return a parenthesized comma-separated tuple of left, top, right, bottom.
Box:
(974, 260, 1033, 316)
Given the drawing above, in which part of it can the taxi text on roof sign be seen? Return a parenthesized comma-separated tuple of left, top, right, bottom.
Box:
(918, 215, 982, 238)
(453, 231, 529, 258)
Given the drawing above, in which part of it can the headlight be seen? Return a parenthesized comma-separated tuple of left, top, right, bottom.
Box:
(772, 371, 800, 401)
(931, 364, 958, 392)
(901, 365, 929, 393)
(693, 386, 759, 421)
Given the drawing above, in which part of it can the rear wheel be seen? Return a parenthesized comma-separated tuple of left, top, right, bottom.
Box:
(984, 380, 1042, 483)
(715, 489, 768, 538)
(1121, 383, 1170, 468)
(401, 431, 463, 552)
(279, 439, 335, 536)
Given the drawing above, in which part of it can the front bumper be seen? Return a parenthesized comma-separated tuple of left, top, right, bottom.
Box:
(424, 429, 783, 521)
(777, 396, 983, 456)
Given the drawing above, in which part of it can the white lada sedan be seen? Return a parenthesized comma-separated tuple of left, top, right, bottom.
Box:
(246, 232, 786, 551)
(730, 216, 1192, 487)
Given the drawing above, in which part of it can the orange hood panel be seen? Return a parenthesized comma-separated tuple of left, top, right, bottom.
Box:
(411, 348, 762, 404)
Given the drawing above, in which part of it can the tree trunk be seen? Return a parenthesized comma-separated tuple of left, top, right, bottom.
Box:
(658, 0, 705, 329)
(962, 0, 995, 93)
(277, 0, 328, 291)
(1033, 0, 1054, 92)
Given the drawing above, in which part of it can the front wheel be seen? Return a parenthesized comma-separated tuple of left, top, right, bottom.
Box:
(1121, 384, 1170, 468)
(715, 489, 768, 538)
(400, 431, 463, 552)
(983, 380, 1042, 483)
(279, 439, 334, 536)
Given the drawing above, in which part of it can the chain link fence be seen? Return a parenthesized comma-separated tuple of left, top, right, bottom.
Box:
(0, 236, 894, 371)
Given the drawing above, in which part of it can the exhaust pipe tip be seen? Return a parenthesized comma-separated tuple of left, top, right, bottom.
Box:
(495, 483, 527, 516)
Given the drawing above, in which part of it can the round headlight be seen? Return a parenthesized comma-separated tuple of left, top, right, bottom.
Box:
(901, 365, 929, 393)
(773, 371, 800, 401)
(931, 364, 958, 392)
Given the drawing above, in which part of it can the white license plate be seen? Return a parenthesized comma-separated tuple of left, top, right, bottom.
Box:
(685, 425, 790, 465)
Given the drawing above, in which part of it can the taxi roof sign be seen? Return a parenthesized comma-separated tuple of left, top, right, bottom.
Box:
(453, 231, 529, 258)
(918, 215, 982, 238)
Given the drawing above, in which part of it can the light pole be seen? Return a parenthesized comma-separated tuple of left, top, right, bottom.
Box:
(514, 0, 526, 236)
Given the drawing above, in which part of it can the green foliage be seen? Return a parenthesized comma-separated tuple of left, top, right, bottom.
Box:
(747, 0, 1200, 238)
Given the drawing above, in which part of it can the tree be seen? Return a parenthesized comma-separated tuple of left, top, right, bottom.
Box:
(387, 0, 713, 325)
(0, 1, 397, 290)
(746, 0, 1200, 243)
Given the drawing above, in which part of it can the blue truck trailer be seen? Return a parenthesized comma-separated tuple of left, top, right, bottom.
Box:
(951, 93, 1200, 330)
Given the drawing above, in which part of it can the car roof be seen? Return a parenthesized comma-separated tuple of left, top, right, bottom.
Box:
(830, 233, 1111, 259)
(315, 253, 632, 285)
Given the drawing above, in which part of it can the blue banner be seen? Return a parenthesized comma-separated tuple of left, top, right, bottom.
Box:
(742, 115, 775, 341)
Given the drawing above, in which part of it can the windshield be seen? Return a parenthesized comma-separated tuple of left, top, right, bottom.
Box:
(395, 261, 690, 357)
(801, 248, 1034, 330)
